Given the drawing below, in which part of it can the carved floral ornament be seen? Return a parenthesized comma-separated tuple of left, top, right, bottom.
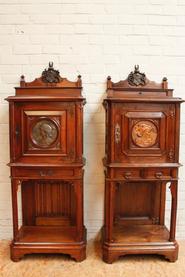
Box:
(41, 62, 61, 83)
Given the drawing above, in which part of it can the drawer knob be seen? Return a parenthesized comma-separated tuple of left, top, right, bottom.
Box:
(155, 172, 163, 179)
(39, 170, 53, 177)
(124, 172, 132, 179)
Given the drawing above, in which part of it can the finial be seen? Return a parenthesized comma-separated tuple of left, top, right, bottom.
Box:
(48, 61, 54, 69)
(20, 75, 25, 87)
(20, 75, 25, 81)
(162, 77, 168, 89)
(134, 65, 139, 73)
(77, 75, 82, 87)
(107, 76, 112, 89)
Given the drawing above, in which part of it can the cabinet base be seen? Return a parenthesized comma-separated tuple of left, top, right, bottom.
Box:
(11, 241, 86, 262)
(102, 240, 179, 264)
(10, 227, 87, 262)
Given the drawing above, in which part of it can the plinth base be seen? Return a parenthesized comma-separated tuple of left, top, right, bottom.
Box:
(10, 226, 86, 262)
(102, 225, 179, 263)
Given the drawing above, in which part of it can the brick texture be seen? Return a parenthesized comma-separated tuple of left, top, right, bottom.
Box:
(0, 0, 185, 240)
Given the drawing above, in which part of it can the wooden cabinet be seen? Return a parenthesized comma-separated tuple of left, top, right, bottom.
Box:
(6, 63, 86, 262)
(102, 66, 183, 263)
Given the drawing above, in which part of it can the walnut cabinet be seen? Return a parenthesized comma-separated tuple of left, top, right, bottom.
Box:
(102, 66, 183, 263)
(6, 63, 86, 262)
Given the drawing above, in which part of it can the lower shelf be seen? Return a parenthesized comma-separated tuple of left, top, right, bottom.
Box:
(11, 225, 87, 262)
(17, 225, 78, 243)
(113, 224, 169, 243)
(102, 224, 178, 263)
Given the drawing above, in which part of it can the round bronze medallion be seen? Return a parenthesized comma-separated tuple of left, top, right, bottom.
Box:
(132, 120, 158, 148)
(31, 119, 58, 148)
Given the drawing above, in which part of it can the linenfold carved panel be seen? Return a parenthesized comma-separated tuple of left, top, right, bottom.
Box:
(34, 180, 72, 217)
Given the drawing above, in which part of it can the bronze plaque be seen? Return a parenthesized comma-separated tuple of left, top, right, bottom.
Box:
(31, 119, 58, 148)
(132, 120, 157, 148)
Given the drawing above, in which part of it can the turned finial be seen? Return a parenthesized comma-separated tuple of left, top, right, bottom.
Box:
(77, 75, 82, 87)
(20, 75, 25, 87)
(162, 77, 168, 89)
(107, 76, 112, 89)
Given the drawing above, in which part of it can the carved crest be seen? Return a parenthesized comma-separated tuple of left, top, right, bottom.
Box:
(41, 62, 61, 83)
(128, 65, 146, 86)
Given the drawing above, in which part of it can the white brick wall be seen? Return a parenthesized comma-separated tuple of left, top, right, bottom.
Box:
(0, 0, 185, 240)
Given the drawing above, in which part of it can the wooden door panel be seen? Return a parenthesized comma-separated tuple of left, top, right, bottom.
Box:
(113, 103, 175, 163)
(23, 110, 67, 154)
(13, 102, 76, 163)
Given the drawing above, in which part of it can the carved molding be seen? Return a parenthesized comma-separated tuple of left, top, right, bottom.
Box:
(168, 148, 175, 161)
(115, 123, 121, 144)
(169, 109, 175, 117)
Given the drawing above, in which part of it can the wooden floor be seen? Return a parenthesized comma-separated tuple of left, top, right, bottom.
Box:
(0, 239, 185, 277)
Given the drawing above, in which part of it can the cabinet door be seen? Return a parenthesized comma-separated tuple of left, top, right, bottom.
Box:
(112, 102, 176, 163)
(12, 101, 76, 163)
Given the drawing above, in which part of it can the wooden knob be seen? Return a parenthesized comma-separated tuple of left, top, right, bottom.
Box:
(39, 171, 47, 177)
(39, 170, 53, 177)
(155, 172, 163, 179)
(124, 172, 132, 179)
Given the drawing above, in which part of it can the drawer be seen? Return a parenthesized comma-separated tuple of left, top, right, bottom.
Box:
(113, 168, 175, 180)
(12, 167, 77, 179)
(145, 168, 172, 180)
(114, 169, 140, 180)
